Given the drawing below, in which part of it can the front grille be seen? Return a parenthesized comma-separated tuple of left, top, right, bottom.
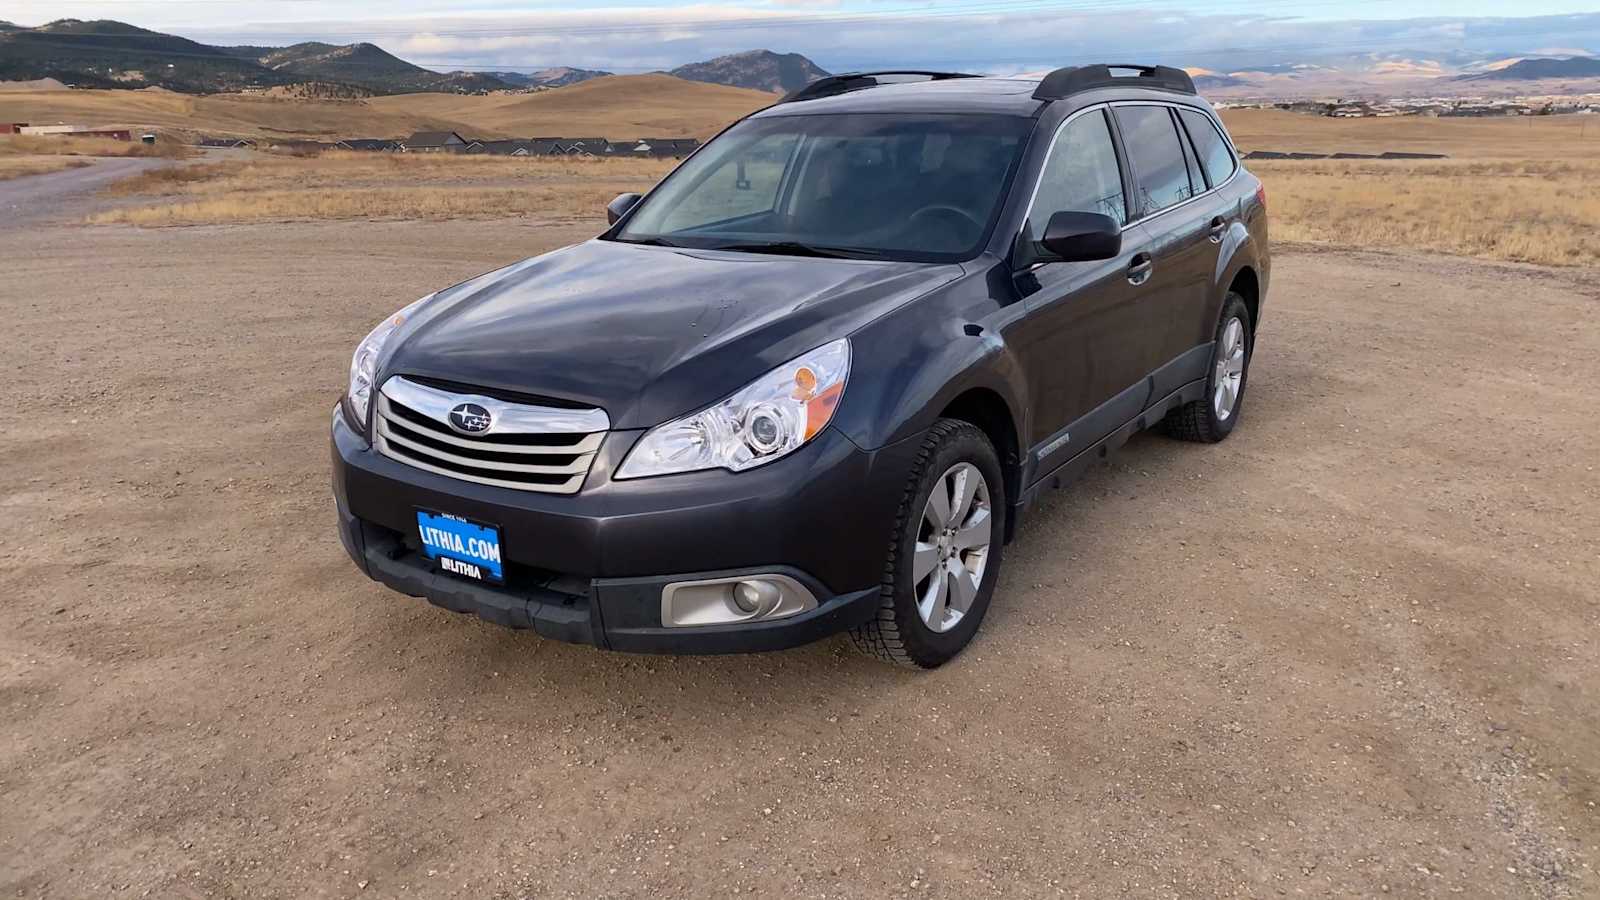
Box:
(374, 376, 609, 494)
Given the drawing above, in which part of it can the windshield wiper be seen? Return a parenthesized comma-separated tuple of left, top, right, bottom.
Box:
(706, 241, 886, 260)
(615, 236, 684, 248)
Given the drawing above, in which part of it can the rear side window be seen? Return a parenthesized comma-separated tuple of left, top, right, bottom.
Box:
(1030, 110, 1127, 227)
(1178, 108, 1237, 188)
(1113, 106, 1196, 215)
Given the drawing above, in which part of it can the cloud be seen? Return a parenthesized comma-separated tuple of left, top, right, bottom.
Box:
(27, 2, 1600, 73)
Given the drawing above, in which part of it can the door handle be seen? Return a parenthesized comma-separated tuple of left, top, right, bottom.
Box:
(1208, 216, 1227, 243)
(1127, 252, 1154, 286)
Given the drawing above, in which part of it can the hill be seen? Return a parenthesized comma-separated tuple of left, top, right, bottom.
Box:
(0, 19, 288, 91)
(0, 19, 509, 94)
(1457, 56, 1600, 81)
(670, 50, 829, 94)
(0, 73, 774, 141)
(489, 67, 612, 89)
(247, 41, 510, 93)
(370, 74, 776, 139)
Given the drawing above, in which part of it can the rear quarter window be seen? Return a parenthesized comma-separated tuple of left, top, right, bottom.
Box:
(1178, 108, 1238, 188)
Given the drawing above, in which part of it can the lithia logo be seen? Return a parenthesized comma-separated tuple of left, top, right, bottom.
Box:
(447, 402, 493, 434)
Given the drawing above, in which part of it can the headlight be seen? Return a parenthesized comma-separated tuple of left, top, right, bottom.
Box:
(616, 339, 850, 479)
(346, 295, 431, 427)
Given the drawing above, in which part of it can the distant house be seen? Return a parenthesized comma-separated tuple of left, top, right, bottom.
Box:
(401, 131, 470, 153)
(269, 139, 336, 155)
(338, 138, 399, 152)
(554, 138, 607, 157)
(516, 139, 563, 157)
(199, 136, 256, 149)
(1, 123, 28, 135)
(633, 137, 700, 158)
(605, 140, 647, 157)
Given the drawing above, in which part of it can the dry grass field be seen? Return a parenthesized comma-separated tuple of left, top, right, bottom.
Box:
(88, 152, 676, 225)
(0, 133, 191, 181)
(0, 75, 774, 142)
(1222, 111, 1600, 266)
(0, 156, 90, 180)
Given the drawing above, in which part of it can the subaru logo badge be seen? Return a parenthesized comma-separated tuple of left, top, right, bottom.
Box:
(447, 402, 493, 435)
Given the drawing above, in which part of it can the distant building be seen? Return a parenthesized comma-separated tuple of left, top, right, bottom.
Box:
(1, 123, 28, 134)
(337, 138, 399, 152)
(198, 136, 256, 149)
(401, 131, 469, 153)
(554, 138, 607, 157)
(18, 125, 132, 140)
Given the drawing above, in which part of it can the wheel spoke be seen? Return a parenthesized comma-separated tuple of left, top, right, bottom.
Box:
(946, 560, 978, 613)
(1225, 354, 1245, 376)
(920, 567, 949, 627)
(949, 467, 977, 524)
(912, 541, 940, 582)
(925, 477, 951, 529)
(952, 508, 991, 550)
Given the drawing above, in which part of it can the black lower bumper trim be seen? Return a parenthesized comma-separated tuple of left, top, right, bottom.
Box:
(342, 504, 881, 655)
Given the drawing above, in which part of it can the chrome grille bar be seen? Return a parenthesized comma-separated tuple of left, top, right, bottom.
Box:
(374, 376, 609, 494)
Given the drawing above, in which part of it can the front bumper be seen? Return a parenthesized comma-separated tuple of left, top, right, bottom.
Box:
(331, 408, 918, 654)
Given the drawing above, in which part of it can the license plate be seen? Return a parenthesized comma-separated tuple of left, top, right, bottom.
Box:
(416, 510, 504, 584)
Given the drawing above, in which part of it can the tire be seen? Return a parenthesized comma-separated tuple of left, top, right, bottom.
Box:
(849, 418, 1006, 669)
(1164, 293, 1253, 443)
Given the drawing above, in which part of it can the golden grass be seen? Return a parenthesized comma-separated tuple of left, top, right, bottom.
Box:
(0, 75, 773, 143)
(90, 153, 676, 226)
(0, 134, 192, 159)
(1218, 108, 1600, 160)
(0, 155, 93, 180)
(1253, 158, 1600, 267)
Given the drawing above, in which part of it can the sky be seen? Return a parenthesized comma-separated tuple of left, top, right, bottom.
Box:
(7, 1, 1600, 74)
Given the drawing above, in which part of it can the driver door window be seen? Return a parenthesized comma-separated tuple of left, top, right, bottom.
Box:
(1030, 109, 1127, 232)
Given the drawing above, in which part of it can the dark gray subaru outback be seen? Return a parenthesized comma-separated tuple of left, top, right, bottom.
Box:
(331, 64, 1270, 668)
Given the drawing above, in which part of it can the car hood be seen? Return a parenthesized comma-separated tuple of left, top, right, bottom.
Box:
(382, 239, 961, 429)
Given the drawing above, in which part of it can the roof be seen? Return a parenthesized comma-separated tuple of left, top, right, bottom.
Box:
(752, 76, 1043, 118)
(750, 70, 1206, 119)
(403, 131, 466, 147)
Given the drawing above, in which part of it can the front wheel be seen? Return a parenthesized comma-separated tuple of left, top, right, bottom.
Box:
(1164, 293, 1253, 443)
(849, 419, 1005, 669)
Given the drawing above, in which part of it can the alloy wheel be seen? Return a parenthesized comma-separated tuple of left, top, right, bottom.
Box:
(1213, 317, 1246, 421)
(914, 462, 993, 633)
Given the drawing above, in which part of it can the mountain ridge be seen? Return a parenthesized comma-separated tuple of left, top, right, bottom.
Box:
(669, 50, 830, 93)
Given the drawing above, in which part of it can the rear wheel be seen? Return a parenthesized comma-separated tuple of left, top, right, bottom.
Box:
(1164, 293, 1252, 443)
(849, 419, 1005, 669)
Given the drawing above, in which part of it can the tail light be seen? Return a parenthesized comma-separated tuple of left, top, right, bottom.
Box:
(1254, 183, 1267, 209)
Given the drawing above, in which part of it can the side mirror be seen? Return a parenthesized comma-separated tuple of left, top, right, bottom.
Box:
(606, 192, 642, 225)
(1038, 211, 1121, 262)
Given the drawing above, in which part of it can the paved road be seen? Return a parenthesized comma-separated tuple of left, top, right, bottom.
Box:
(0, 155, 170, 229)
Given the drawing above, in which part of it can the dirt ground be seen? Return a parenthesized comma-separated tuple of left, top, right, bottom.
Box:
(2, 200, 1597, 898)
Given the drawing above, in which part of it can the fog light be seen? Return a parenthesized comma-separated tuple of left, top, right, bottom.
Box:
(660, 574, 819, 628)
(732, 579, 782, 615)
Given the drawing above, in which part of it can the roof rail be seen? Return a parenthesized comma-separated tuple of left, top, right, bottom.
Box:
(1032, 64, 1196, 100)
(778, 70, 981, 104)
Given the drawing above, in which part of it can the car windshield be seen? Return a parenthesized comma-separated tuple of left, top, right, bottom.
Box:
(612, 113, 1032, 262)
